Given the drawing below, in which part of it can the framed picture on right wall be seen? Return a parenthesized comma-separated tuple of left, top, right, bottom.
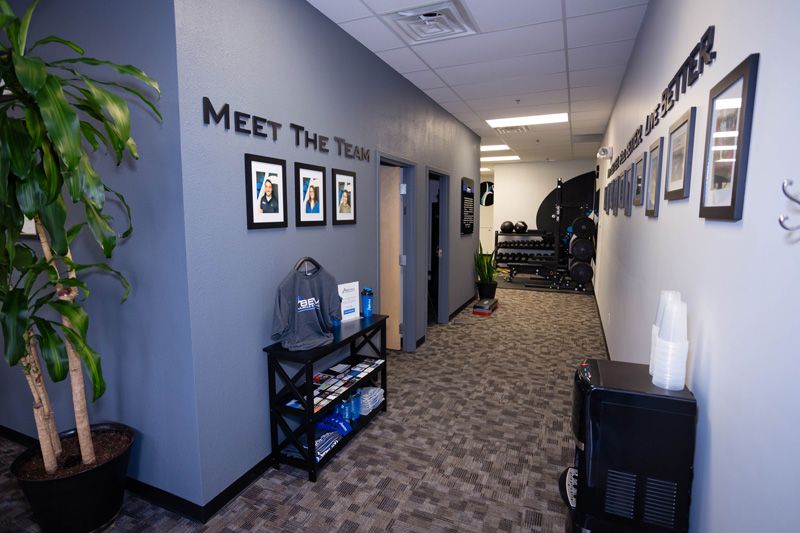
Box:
(646, 137, 663, 218)
(699, 53, 759, 221)
(665, 107, 697, 201)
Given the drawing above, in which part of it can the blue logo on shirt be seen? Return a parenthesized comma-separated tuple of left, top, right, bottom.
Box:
(297, 296, 321, 312)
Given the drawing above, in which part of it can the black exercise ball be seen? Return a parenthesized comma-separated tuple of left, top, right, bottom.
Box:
(500, 221, 515, 234)
(514, 221, 528, 233)
(572, 216, 596, 239)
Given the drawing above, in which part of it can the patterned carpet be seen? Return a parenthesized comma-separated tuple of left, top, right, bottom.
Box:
(0, 288, 607, 532)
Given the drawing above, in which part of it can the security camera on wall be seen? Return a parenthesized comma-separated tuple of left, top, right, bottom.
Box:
(596, 146, 613, 160)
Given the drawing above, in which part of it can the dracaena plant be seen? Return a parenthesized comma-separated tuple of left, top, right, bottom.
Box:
(474, 242, 496, 283)
(0, 0, 159, 474)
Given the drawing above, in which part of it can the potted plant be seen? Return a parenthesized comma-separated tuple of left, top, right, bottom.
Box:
(0, 1, 160, 531)
(474, 243, 497, 300)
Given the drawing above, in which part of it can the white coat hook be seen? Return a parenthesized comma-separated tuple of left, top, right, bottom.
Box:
(779, 179, 800, 231)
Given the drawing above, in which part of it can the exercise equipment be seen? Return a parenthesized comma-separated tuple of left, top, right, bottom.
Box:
(500, 221, 515, 234)
(569, 236, 594, 262)
(514, 221, 528, 233)
(571, 216, 596, 239)
(568, 259, 593, 284)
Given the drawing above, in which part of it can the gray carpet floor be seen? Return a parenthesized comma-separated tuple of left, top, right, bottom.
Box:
(0, 288, 607, 532)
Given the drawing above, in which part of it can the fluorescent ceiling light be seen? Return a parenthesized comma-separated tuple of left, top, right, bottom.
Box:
(715, 158, 736, 163)
(480, 155, 520, 162)
(711, 145, 736, 151)
(480, 144, 509, 152)
(713, 131, 738, 138)
(480, 167, 492, 172)
(715, 98, 742, 110)
(486, 113, 568, 128)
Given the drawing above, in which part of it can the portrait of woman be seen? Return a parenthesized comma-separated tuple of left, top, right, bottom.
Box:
(338, 190, 351, 214)
(332, 169, 356, 225)
(296, 163, 326, 226)
(305, 183, 320, 214)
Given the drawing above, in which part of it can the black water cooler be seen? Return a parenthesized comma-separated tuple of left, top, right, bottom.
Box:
(561, 359, 697, 532)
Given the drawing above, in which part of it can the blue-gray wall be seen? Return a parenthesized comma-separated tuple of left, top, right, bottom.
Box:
(0, 0, 203, 503)
(173, 0, 479, 503)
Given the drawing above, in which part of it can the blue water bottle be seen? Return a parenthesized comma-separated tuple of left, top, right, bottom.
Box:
(361, 288, 373, 318)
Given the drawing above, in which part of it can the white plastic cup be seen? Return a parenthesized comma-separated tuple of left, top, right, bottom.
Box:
(655, 290, 681, 328)
(658, 301, 688, 343)
(649, 325, 660, 375)
(651, 337, 689, 390)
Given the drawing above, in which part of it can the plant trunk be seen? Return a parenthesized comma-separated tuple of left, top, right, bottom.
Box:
(27, 334, 61, 457)
(34, 218, 96, 465)
(21, 343, 59, 474)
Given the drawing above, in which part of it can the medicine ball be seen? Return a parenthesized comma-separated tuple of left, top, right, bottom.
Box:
(569, 236, 594, 262)
(568, 259, 593, 284)
(500, 221, 515, 234)
(514, 221, 528, 233)
(572, 216, 596, 239)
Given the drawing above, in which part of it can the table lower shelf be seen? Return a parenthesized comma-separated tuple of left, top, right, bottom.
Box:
(275, 399, 386, 481)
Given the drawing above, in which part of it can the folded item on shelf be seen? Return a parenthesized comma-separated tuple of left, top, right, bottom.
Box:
(283, 430, 341, 463)
(360, 387, 384, 415)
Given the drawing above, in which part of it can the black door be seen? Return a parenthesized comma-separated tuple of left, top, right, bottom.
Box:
(428, 177, 440, 324)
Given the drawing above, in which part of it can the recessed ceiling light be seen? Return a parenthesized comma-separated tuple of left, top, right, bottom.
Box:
(480, 144, 509, 152)
(486, 113, 568, 128)
(480, 155, 520, 162)
(480, 167, 492, 172)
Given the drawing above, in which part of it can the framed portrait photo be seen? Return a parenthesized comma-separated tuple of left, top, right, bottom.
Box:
(604, 185, 609, 214)
(331, 169, 356, 225)
(617, 175, 625, 215)
(624, 165, 634, 216)
(646, 137, 663, 218)
(633, 153, 647, 207)
(295, 163, 327, 226)
(699, 54, 759, 221)
(665, 107, 696, 200)
(245, 153, 288, 229)
(612, 177, 619, 216)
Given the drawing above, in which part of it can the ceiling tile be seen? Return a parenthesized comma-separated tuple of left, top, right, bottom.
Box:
(437, 50, 565, 86)
(572, 141, 601, 156)
(466, 89, 569, 111)
(566, 0, 649, 18)
(462, 0, 562, 32)
(475, 103, 569, 120)
(439, 100, 472, 114)
(570, 85, 619, 102)
(403, 69, 446, 89)
(361, 0, 433, 14)
(452, 71, 567, 100)
(569, 66, 626, 88)
(510, 133, 573, 148)
(568, 39, 635, 70)
(571, 119, 608, 135)
(339, 17, 406, 52)
(570, 98, 615, 113)
(451, 110, 483, 124)
(306, 0, 373, 23)
(412, 21, 564, 68)
(566, 5, 647, 48)
(424, 86, 461, 102)
(376, 47, 429, 73)
(571, 109, 611, 122)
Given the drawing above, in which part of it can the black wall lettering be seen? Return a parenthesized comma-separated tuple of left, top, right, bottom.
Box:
(344, 142, 354, 159)
(304, 131, 318, 150)
(334, 136, 345, 156)
(252, 115, 268, 138)
(234, 111, 251, 134)
(202, 97, 230, 129)
(290, 123, 305, 146)
(267, 120, 281, 140)
(319, 136, 329, 153)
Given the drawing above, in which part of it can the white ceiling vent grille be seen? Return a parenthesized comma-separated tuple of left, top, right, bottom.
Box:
(495, 126, 531, 135)
(383, 2, 476, 45)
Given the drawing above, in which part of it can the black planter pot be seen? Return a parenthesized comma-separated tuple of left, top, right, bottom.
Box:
(476, 281, 497, 299)
(11, 423, 134, 533)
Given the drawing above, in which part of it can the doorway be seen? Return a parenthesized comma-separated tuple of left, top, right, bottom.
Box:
(427, 170, 449, 325)
(379, 163, 403, 350)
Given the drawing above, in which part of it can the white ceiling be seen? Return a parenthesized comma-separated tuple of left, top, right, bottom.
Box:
(307, 0, 649, 166)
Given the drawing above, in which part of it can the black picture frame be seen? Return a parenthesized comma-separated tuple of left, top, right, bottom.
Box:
(646, 137, 663, 218)
(295, 162, 327, 227)
(633, 153, 647, 207)
(699, 53, 759, 221)
(612, 177, 619, 216)
(244, 153, 288, 229)
(624, 165, 634, 216)
(331, 168, 356, 225)
(604, 185, 609, 214)
(665, 107, 696, 200)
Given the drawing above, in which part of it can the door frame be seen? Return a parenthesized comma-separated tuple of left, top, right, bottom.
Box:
(427, 166, 450, 325)
(376, 152, 418, 352)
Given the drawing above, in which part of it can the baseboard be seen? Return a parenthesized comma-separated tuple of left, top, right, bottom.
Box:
(593, 295, 611, 360)
(415, 335, 425, 348)
(449, 295, 476, 321)
(0, 424, 273, 524)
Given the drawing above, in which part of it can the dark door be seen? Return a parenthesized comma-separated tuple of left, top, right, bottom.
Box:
(428, 176, 440, 324)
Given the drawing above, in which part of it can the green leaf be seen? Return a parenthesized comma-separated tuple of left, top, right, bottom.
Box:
(84, 199, 115, 257)
(0, 288, 29, 366)
(81, 78, 129, 162)
(15, 0, 39, 53)
(76, 155, 103, 210)
(105, 185, 132, 238)
(79, 121, 107, 152)
(54, 277, 89, 300)
(0, 148, 9, 203)
(32, 317, 67, 382)
(53, 57, 160, 96)
(11, 243, 34, 269)
(125, 136, 138, 159)
(23, 107, 44, 148)
(27, 35, 84, 56)
(59, 324, 105, 401)
(15, 167, 48, 217)
(0, 14, 15, 30)
(38, 195, 67, 255)
(4, 119, 35, 178)
(34, 75, 82, 171)
(49, 299, 88, 338)
(61, 256, 130, 301)
(12, 51, 47, 94)
(96, 80, 162, 121)
(40, 143, 60, 199)
(66, 222, 83, 244)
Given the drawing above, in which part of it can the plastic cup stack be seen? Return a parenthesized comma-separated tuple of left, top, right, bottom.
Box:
(651, 298, 689, 391)
(649, 290, 681, 375)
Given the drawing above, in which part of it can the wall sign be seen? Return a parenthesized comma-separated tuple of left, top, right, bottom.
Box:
(460, 178, 475, 235)
(202, 97, 371, 162)
(607, 26, 717, 178)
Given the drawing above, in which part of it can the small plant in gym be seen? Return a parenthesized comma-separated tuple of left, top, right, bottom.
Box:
(474, 242, 497, 300)
(0, 1, 160, 530)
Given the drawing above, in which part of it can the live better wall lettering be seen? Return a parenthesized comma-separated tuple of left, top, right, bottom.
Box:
(202, 97, 371, 162)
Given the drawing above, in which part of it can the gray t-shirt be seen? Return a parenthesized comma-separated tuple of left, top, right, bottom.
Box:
(271, 267, 342, 350)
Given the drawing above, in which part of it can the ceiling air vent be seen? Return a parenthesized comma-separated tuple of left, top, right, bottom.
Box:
(495, 126, 531, 135)
(383, 1, 476, 45)
(572, 133, 604, 144)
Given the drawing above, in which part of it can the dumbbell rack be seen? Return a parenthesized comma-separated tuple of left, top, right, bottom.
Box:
(494, 230, 560, 275)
